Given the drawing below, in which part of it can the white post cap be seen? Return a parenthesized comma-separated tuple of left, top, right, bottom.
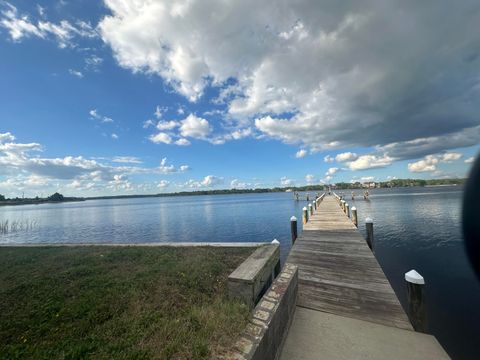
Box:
(271, 239, 280, 245)
(346, 203, 349, 207)
(405, 269, 425, 285)
(351, 206, 356, 211)
(309, 203, 312, 207)
(290, 216, 297, 221)
(302, 207, 307, 211)
(365, 217, 373, 224)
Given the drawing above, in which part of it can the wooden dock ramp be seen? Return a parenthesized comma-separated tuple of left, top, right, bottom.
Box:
(280, 195, 450, 359)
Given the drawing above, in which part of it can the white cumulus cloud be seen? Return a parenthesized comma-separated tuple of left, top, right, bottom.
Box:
(305, 174, 316, 184)
(156, 121, 179, 130)
(324, 155, 334, 163)
(149, 132, 172, 144)
(408, 155, 439, 173)
(112, 156, 142, 164)
(175, 138, 191, 146)
(68, 69, 84, 78)
(0, 132, 191, 196)
(231, 179, 249, 189)
(408, 152, 464, 173)
(281, 176, 293, 186)
(89, 109, 114, 123)
(0, 132, 15, 143)
(179, 114, 211, 139)
(346, 154, 393, 171)
(0, 2, 97, 47)
(201, 175, 223, 187)
(325, 167, 339, 176)
(441, 152, 462, 163)
(360, 176, 375, 183)
(295, 149, 307, 158)
(97, 0, 480, 162)
(335, 152, 358, 162)
(157, 180, 170, 188)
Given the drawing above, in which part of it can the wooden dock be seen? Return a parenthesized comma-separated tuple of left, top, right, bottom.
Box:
(280, 195, 449, 359)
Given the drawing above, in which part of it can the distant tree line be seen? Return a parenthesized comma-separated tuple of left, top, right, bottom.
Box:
(0, 193, 83, 206)
(332, 178, 465, 190)
(87, 178, 465, 200)
(47, 192, 64, 202)
(88, 185, 329, 200)
(379, 178, 465, 187)
(0, 178, 466, 206)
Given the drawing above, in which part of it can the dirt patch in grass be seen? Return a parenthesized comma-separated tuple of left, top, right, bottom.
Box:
(0, 246, 255, 359)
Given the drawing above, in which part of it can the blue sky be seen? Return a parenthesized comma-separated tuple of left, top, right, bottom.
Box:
(0, 0, 479, 197)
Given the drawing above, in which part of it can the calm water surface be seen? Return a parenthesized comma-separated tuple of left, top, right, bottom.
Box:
(1, 187, 478, 359)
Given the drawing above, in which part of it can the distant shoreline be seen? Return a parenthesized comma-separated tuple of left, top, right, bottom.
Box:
(424, 184, 458, 187)
(0, 198, 85, 207)
(0, 178, 465, 207)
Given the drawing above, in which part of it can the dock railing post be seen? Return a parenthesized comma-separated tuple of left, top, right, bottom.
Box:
(290, 216, 298, 244)
(351, 207, 358, 227)
(345, 203, 350, 218)
(341, 199, 345, 211)
(302, 207, 308, 224)
(405, 270, 427, 332)
(365, 217, 374, 251)
(314, 198, 317, 210)
(308, 203, 313, 218)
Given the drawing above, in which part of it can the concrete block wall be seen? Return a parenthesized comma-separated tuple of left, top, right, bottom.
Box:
(228, 244, 280, 308)
(225, 263, 298, 360)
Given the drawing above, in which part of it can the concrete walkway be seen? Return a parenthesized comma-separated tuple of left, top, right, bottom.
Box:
(281, 307, 449, 360)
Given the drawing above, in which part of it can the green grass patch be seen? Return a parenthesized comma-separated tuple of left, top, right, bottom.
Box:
(0, 246, 254, 359)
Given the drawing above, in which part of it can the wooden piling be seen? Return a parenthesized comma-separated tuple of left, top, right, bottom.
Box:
(351, 206, 358, 227)
(366, 217, 374, 251)
(345, 203, 350, 218)
(302, 207, 308, 224)
(290, 216, 298, 244)
(308, 203, 313, 217)
(405, 270, 427, 332)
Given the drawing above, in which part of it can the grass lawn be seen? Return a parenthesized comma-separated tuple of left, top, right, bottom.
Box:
(0, 246, 254, 359)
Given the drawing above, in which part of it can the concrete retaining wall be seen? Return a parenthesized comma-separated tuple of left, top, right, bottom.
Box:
(226, 263, 298, 360)
(228, 244, 281, 308)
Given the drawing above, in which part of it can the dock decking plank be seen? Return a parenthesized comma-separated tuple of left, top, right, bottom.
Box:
(287, 195, 413, 330)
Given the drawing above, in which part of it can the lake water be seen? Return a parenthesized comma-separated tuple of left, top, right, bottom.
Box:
(1, 186, 478, 359)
